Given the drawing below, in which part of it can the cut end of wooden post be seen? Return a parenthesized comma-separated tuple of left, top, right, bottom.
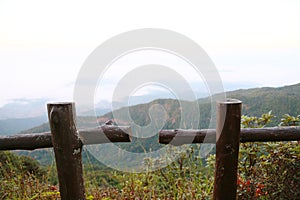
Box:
(47, 102, 75, 106)
(218, 98, 242, 104)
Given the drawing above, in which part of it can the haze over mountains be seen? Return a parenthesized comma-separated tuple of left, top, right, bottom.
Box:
(0, 83, 300, 135)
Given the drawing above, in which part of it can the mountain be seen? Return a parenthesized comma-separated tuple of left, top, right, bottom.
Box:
(100, 83, 300, 128)
(12, 83, 300, 137)
(226, 83, 300, 125)
(0, 89, 214, 135)
(0, 116, 48, 135)
(0, 98, 47, 120)
(19, 116, 100, 134)
(4, 83, 300, 165)
(0, 98, 109, 135)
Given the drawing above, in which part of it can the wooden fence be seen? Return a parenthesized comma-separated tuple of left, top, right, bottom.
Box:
(0, 100, 299, 200)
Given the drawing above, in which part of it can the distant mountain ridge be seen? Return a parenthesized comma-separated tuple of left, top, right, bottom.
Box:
(226, 83, 300, 124)
(0, 99, 47, 120)
(99, 83, 300, 128)
(0, 116, 48, 135)
(6, 82, 300, 165)
(0, 83, 300, 134)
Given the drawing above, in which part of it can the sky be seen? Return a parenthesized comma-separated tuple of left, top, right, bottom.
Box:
(0, 0, 300, 107)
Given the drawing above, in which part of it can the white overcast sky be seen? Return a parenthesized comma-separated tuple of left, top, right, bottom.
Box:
(0, 0, 299, 106)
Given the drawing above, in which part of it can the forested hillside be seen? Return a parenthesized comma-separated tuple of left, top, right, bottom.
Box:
(4, 83, 300, 136)
(101, 83, 300, 127)
(14, 83, 300, 165)
(227, 83, 300, 125)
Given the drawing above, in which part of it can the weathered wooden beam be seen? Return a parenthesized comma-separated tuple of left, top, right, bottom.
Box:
(0, 132, 52, 150)
(240, 126, 300, 142)
(79, 125, 131, 145)
(47, 102, 85, 200)
(159, 126, 300, 145)
(159, 129, 216, 145)
(213, 99, 242, 200)
(0, 125, 131, 151)
(2, 125, 298, 151)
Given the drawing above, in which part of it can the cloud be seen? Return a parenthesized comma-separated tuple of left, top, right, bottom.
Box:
(0, 1, 299, 106)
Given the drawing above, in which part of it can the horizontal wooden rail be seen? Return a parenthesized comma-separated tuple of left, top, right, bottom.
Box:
(0, 125, 131, 151)
(2, 126, 298, 150)
(159, 126, 300, 145)
(0, 132, 52, 151)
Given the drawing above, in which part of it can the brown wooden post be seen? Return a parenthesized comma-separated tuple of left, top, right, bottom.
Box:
(213, 99, 242, 200)
(47, 102, 86, 200)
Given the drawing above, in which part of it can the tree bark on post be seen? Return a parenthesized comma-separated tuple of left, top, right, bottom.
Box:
(47, 102, 86, 200)
(213, 99, 242, 200)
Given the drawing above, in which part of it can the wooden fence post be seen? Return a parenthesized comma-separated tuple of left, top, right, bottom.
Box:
(47, 102, 86, 200)
(213, 99, 242, 200)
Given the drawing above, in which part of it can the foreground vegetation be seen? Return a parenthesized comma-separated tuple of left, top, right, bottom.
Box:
(0, 113, 299, 199)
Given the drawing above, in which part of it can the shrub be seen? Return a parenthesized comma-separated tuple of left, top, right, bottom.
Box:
(238, 113, 300, 199)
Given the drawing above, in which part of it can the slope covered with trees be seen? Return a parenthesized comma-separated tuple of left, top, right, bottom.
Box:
(101, 83, 300, 128)
(14, 83, 300, 164)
